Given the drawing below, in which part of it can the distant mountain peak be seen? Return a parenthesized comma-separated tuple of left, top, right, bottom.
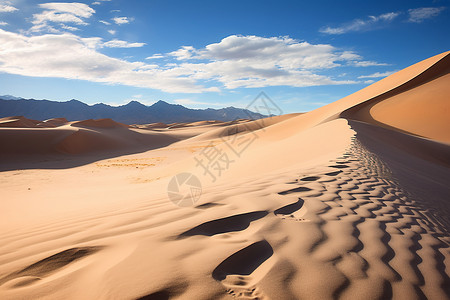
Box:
(0, 95, 23, 100)
(67, 99, 83, 104)
(152, 100, 172, 106)
(0, 97, 267, 124)
(92, 103, 110, 107)
(125, 100, 147, 107)
(63, 99, 89, 107)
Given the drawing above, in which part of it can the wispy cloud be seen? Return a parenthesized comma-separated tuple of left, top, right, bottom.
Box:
(102, 39, 145, 48)
(31, 2, 95, 32)
(321, 7, 446, 34)
(352, 61, 389, 67)
(0, 4, 18, 13)
(0, 21, 7, 26)
(61, 24, 80, 31)
(358, 70, 397, 78)
(146, 54, 165, 59)
(320, 12, 399, 34)
(69, 37, 145, 49)
(92, 0, 111, 4)
(408, 7, 446, 23)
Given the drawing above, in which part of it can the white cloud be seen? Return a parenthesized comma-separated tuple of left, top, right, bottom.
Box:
(0, 31, 382, 93)
(99, 20, 111, 25)
(146, 54, 164, 59)
(102, 39, 145, 48)
(358, 70, 397, 78)
(61, 24, 80, 31)
(408, 7, 446, 23)
(33, 10, 86, 25)
(320, 12, 400, 34)
(29, 24, 60, 33)
(112, 16, 131, 25)
(0, 21, 7, 26)
(67, 36, 144, 49)
(0, 29, 214, 93)
(93, 0, 111, 5)
(170, 46, 195, 60)
(108, 29, 116, 35)
(352, 61, 389, 67)
(38, 3, 95, 19)
(31, 2, 95, 32)
(0, 4, 17, 12)
(167, 35, 382, 89)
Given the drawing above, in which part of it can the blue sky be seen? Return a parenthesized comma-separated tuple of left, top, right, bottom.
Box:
(0, 0, 448, 113)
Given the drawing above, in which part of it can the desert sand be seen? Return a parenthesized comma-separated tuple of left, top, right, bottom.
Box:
(0, 52, 449, 299)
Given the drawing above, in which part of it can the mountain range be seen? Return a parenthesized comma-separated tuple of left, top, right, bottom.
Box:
(0, 96, 266, 124)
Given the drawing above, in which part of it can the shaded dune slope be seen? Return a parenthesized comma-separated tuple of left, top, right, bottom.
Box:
(0, 116, 41, 128)
(341, 52, 450, 143)
(71, 118, 130, 129)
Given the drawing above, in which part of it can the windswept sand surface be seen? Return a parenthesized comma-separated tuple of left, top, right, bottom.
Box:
(0, 52, 449, 299)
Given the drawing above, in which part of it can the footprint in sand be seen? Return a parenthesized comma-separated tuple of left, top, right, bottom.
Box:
(287, 176, 321, 184)
(213, 240, 274, 299)
(194, 202, 225, 209)
(274, 198, 309, 222)
(278, 186, 311, 195)
(0, 246, 102, 288)
(324, 170, 343, 176)
(329, 164, 350, 169)
(300, 176, 321, 182)
(178, 211, 268, 238)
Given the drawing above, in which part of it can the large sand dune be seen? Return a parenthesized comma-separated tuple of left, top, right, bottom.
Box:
(0, 52, 449, 299)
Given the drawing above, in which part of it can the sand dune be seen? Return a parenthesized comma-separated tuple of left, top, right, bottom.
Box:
(0, 119, 184, 164)
(0, 52, 449, 299)
(341, 52, 450, 143)
(36, 118, 69, 128)
(71, 118, 130, 129)
(0, 116, 41, 128)
(358, 73, 450, 143)
(132, 122, 168, 129)
(0, 116, 70, 128)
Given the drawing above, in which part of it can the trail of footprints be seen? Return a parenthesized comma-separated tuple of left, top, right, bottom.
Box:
(181, 137, 450, 299)
(1, 137, 448, 299)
